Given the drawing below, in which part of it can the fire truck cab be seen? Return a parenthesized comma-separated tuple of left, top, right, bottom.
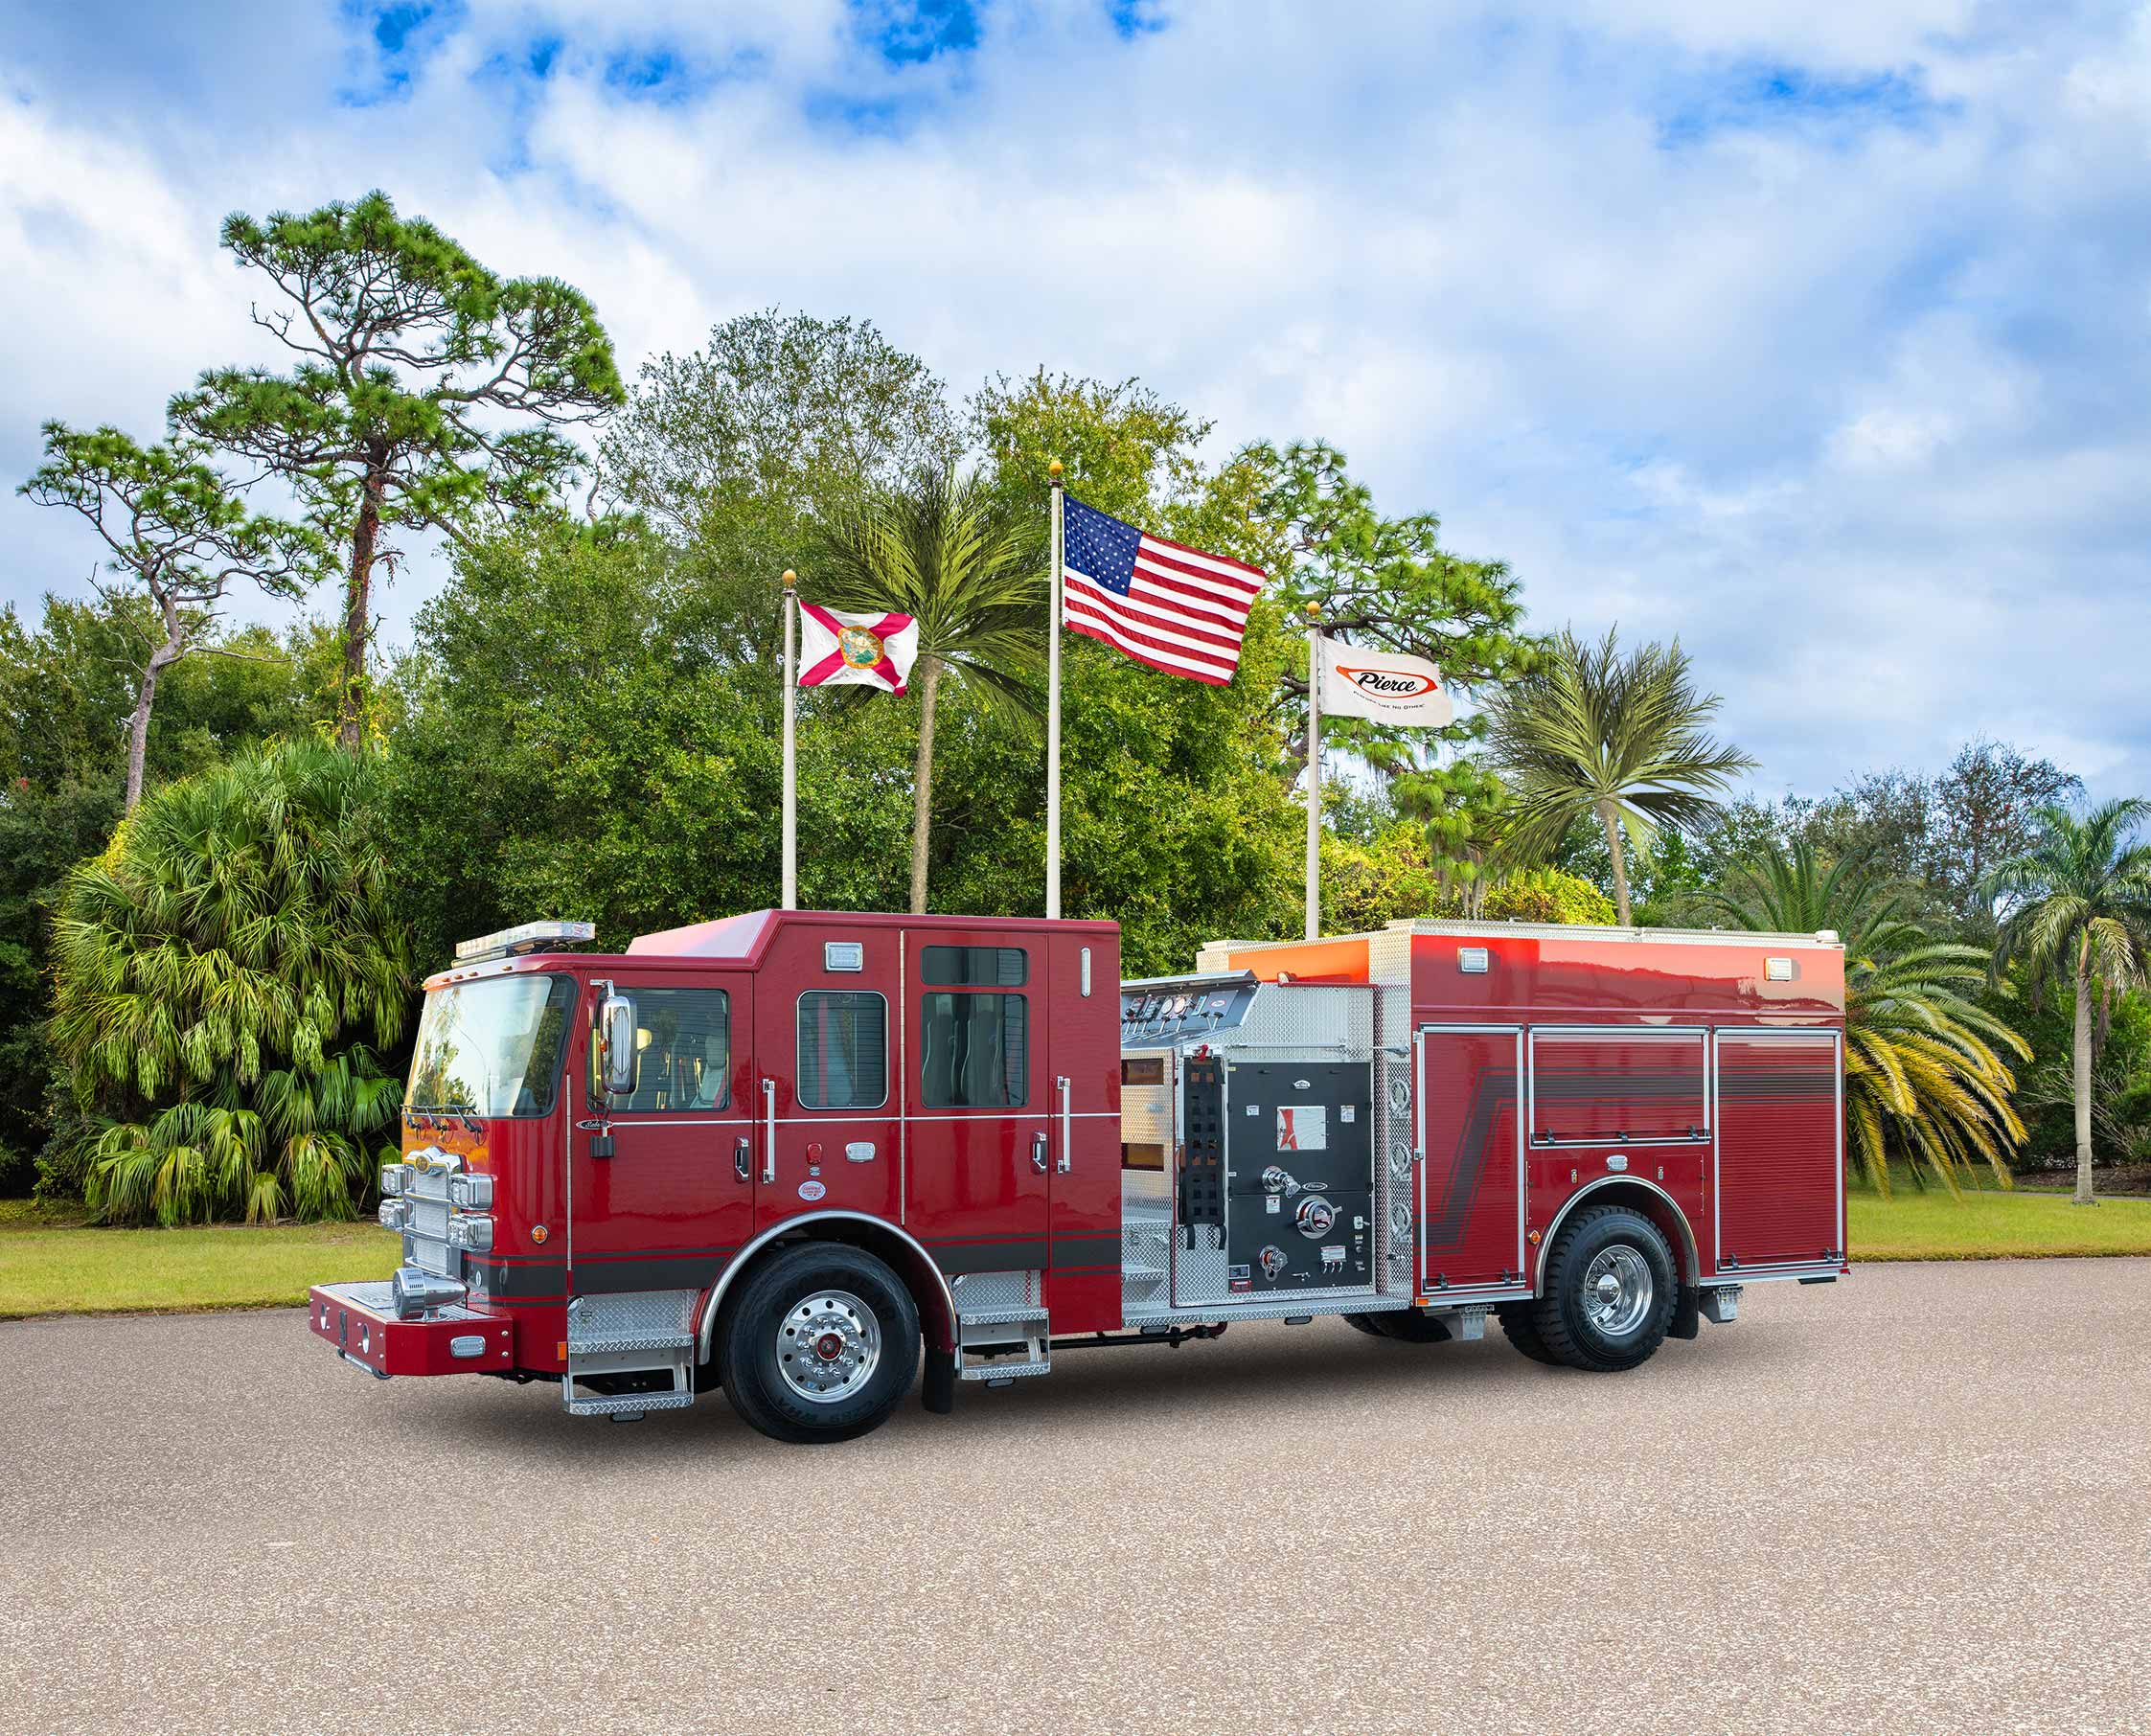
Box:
(310, 909, 1847, 1445)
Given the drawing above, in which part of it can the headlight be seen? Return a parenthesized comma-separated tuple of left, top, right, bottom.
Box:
(379, 1164, 406, 1197)
(378, 1199, 409, 1231)
(446, 1214, 494, 1252)
(446, 1173, 494, 1210)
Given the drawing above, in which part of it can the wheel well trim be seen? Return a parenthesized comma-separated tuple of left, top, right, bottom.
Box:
(695, 1211, 957, 1363)
(1533, 1176, 1700, 1293)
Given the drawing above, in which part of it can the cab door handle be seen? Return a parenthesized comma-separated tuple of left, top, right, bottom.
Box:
(735, 1135, 751, 1182)
(1031, 1131, 1048, 1174)
(761, 1080, 777, 1183)
(1056, 1077, 1072, 1174)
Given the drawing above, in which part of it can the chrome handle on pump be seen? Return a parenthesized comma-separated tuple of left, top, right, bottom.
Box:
(762, 1079, 777, 1183)
(1056, 1076, 1072, 1174)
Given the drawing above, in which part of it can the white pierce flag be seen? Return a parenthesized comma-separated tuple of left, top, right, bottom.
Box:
(1316, 637, 1453, 727)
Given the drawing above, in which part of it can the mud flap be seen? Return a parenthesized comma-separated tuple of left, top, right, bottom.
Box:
(1669, 1284, 1701, 1341)
(922, 1345, 956, 1415)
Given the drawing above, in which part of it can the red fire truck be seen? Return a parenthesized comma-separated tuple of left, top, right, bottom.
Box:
(309, 909, 1847, 1444)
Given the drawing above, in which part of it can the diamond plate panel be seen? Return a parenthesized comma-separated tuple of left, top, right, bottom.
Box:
(567, 1289, 696, 1341)
(948, 1269, 1041, 1315)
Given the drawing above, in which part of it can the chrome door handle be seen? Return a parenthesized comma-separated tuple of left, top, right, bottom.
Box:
(1031, 1131, 1048, 1174)
(761, 1080, 777, 1183)
(1056, 1076, 1072, 1174)
(735, 1135, 751, 1183)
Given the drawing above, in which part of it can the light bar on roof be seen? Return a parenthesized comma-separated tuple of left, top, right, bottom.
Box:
(455, 920, 596, 962)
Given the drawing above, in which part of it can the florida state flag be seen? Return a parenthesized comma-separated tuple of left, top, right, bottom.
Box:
(797, 604, 920, 695)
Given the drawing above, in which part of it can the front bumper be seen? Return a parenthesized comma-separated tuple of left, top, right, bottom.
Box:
(309, 1281, 515, 1378)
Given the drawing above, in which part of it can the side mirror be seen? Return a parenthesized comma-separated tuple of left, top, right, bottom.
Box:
(598, 993, 639, 1099)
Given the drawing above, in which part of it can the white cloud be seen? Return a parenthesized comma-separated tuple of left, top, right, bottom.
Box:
(1, 0, 2147, 805)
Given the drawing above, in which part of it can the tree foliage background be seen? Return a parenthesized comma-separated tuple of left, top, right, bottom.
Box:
(8, 251, 2148, 1211)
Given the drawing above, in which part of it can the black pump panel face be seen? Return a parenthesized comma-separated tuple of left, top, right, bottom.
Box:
(1221, 1061, 1375, 1291)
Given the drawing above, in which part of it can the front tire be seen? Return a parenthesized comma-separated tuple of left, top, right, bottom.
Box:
(1532, 1204, 1677, 1372)
(721, 1244, 921, 1444)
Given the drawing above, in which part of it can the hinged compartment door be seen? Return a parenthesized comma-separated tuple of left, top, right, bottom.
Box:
(1712, 1028, 1842, 1272)
(1416, 1025, 1525, 1293)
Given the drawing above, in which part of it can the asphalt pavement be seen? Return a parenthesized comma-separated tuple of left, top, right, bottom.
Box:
(3, 1258, 2147, 1735)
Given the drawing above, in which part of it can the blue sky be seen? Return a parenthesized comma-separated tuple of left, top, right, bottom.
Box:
(3, 0, 2148, 801)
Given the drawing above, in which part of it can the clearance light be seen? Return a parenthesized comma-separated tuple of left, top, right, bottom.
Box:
(446, 1173, 494, 1210)
(454, 920, 596, 963)
(446, 1214, 495, 1253)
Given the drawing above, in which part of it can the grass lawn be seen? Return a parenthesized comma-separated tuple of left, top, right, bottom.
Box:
(1849, 1183, 2151, 1261)
(0, 1199, 398, 1319)
(7, 1174, 2151, 1319)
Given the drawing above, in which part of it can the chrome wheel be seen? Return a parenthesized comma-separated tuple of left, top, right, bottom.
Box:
(1582, 1245, 1654, 1338)
(775, 1289, 881, 1404)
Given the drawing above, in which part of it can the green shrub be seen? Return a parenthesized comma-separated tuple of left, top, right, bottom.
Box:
(48, 742, 411, 1223)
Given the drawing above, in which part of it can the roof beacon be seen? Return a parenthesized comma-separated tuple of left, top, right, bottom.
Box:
(453, 920, 596, 963)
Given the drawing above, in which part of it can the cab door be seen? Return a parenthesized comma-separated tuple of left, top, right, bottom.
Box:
(754, 933, 903, 1232)
(568, 974, 756, 1295)
(902, 929, 1051, 1275)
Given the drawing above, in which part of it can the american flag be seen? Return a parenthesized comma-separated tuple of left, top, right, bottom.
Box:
(1061, 494, 1265, 685)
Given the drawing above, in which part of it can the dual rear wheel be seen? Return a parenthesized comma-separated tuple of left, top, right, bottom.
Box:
(1359, 1204, 1678, 1373)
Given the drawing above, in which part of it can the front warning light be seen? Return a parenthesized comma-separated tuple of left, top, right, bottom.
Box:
(378, 1199, 409, 1231)
(446, 1214, 495, 1253)
(379, 1164, 406, 1197)
(446, 1172, 494, 1210)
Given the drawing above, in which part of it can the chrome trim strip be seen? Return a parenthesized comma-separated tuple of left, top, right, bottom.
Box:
(694, 1210, 959, 1363)
(1532, 1174, 1701, 1292)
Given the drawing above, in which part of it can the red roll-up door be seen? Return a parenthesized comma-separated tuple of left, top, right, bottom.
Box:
(1713, 1029, 1842, 1273)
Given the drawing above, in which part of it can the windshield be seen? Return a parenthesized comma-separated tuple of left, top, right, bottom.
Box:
(408, 973, 577, 1119)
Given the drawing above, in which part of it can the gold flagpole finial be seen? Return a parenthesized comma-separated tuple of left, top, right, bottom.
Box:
(782, 569, 796, 589)
(1047, 458, 1063, 481)
(1306, 602, 1321, 620)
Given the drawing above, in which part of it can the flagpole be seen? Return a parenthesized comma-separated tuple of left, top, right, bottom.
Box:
(781, 569, 798, 911)
(1304, 602, 1322, 941)
(1046, 459, 1064, 921)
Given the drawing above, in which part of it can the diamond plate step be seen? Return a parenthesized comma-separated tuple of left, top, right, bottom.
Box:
(958, 1356, 1052, 1382)
(565, 1390, 695, 1416)
(566, 1332, 696, 1356)
(959, 1309, 1052, 1330)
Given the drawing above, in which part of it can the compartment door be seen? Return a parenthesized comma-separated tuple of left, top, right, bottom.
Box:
(1416, 1025, 1525, 1294)
(1712, 1028, 1842, 1273)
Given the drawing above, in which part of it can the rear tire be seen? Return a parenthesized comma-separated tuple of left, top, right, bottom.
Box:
(1340, 1313, 1389, 1337)
(1367, 1309, 1453, 1343)
(1496, 1303, 1563, 1366)
(1532, 1205, 1676, 1373)
(721, 1243, 920, 1444)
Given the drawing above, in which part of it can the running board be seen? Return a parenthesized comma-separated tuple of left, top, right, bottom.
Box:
(564, 1290, 698, 1418)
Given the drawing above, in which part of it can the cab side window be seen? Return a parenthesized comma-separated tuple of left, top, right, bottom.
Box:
(593, 988, 732, 1112)
(917, 947, 1029, 1109)
(797, 991, 888, 1109)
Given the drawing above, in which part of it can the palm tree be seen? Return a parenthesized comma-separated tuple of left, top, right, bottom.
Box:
(1984, 800, 2151, 1205)
(1701, 839, 2027, 1195)
(49, 741, 411, 1223)
(812, 468, 1044, 913)
(1484, 627, 1754, 925)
